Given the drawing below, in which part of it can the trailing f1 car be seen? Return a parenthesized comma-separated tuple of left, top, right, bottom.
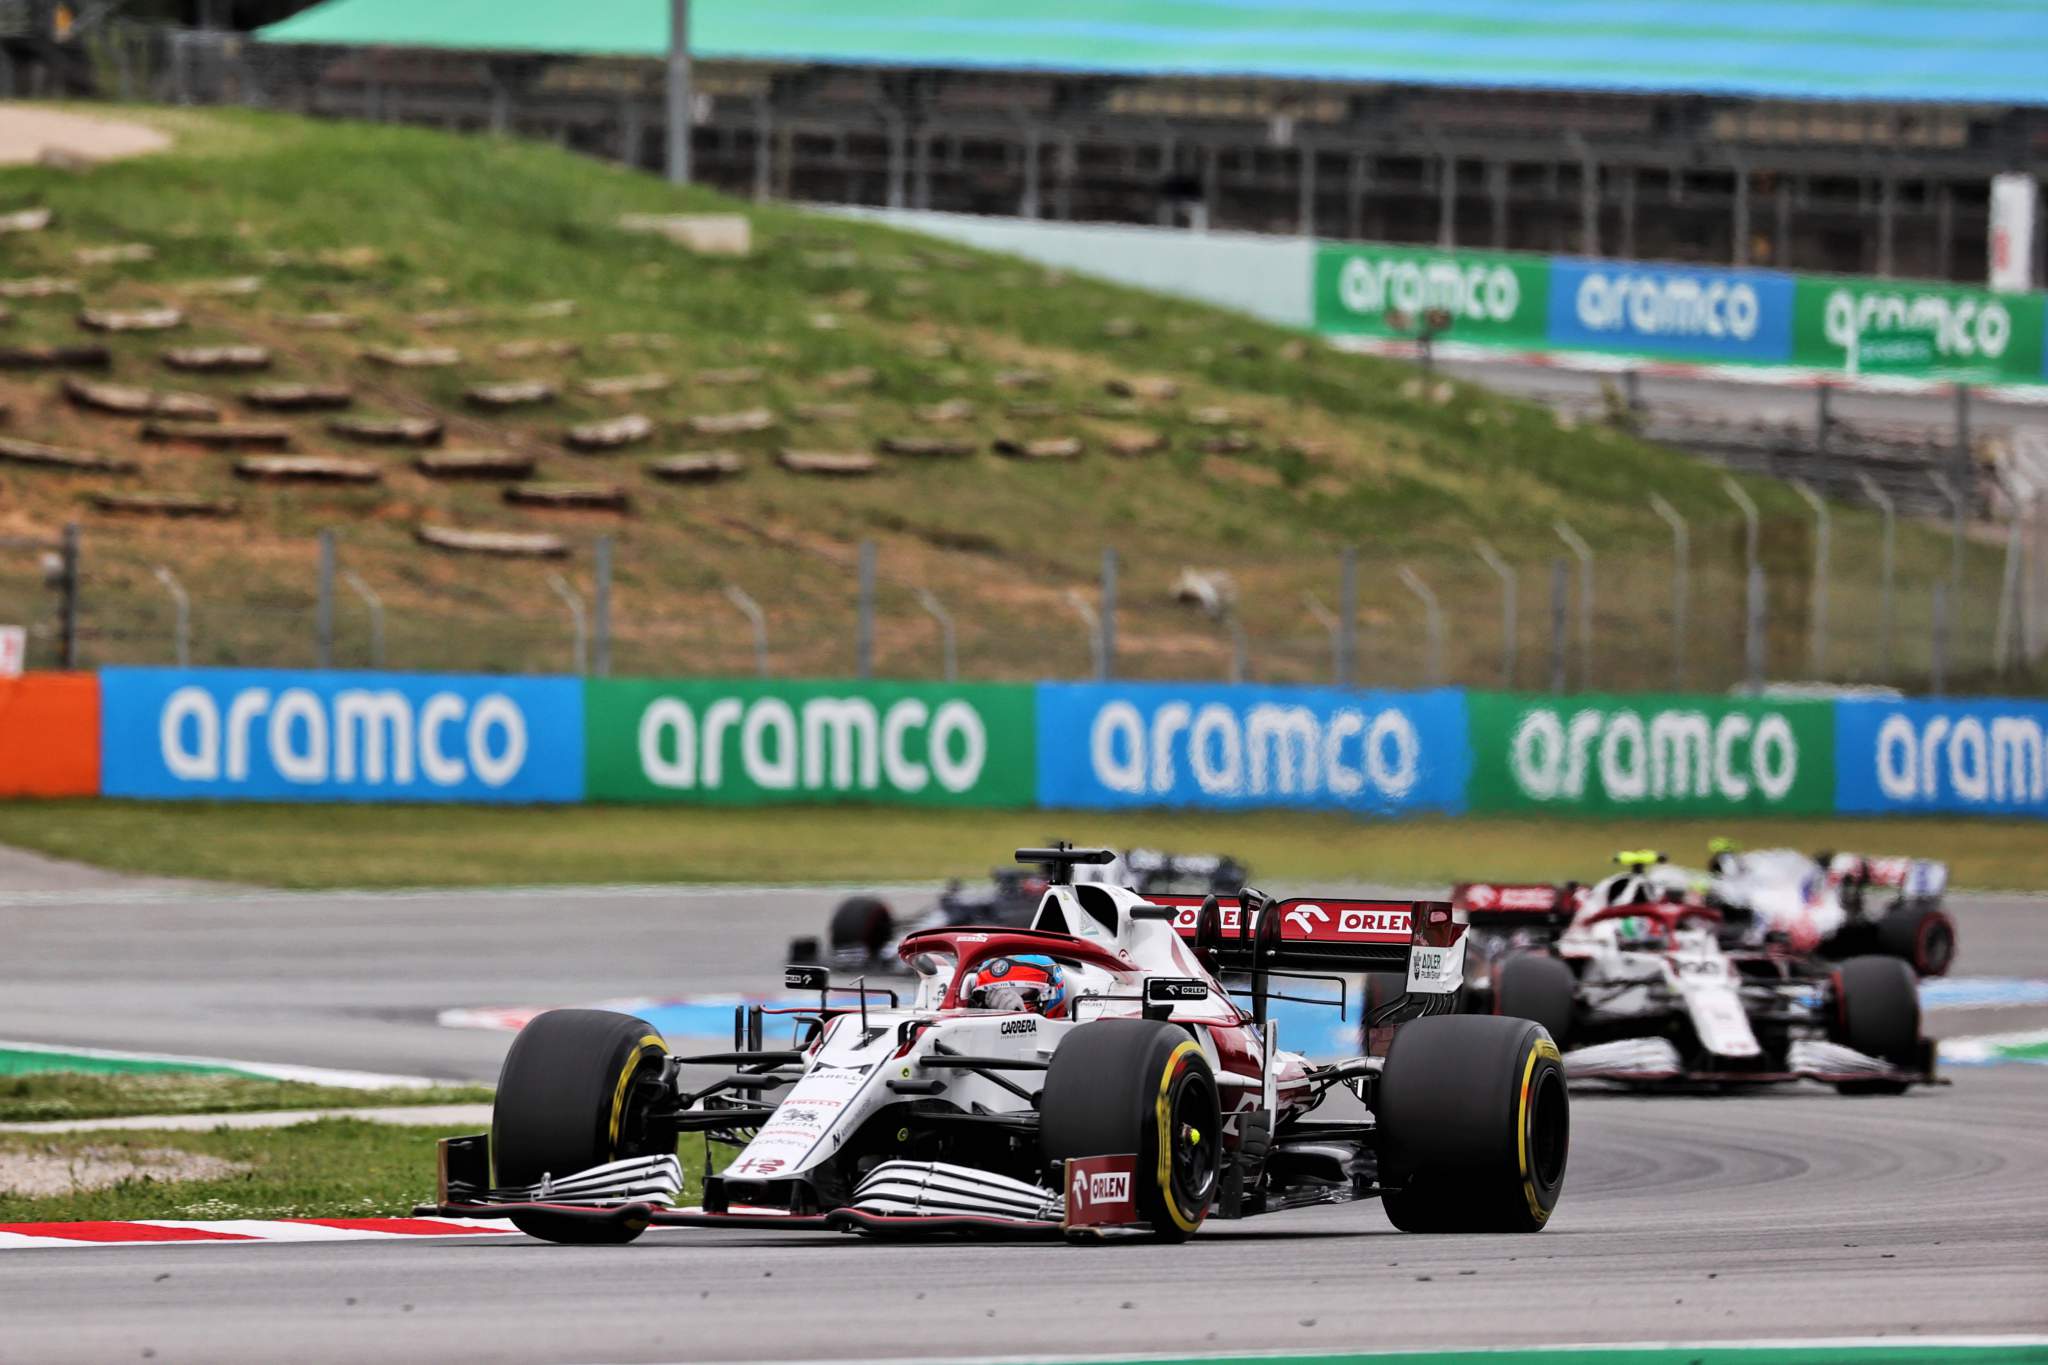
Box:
(423, 846, 1568, 1244)
(1455, 840, 1955, 977)
(1448, 852, 1939, 1093)
(793, 846, 1249, 973)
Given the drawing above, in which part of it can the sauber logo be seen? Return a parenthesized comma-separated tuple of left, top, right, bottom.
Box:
(1285, 904, 1330, 935)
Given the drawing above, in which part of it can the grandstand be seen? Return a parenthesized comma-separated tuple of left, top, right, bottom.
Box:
(73, 0, 2020, 284)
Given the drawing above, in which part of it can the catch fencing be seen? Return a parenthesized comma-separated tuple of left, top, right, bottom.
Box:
(8, 667, 2046, 820)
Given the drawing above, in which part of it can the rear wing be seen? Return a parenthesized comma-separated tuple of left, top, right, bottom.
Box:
(1150, 893, 1459, 974)
(1826, 855, 1948, 899)
(1450, 882, 1584, 928)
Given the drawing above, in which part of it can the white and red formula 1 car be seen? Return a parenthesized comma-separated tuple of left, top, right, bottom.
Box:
(1445, 851, 1940, 1093)
(421, 846, 1567, 1244)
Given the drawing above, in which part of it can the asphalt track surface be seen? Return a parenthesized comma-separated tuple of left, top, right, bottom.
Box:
(2, 873, 2045, 1363)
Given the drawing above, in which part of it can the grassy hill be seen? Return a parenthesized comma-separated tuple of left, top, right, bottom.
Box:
(0, 107, 2011, 690)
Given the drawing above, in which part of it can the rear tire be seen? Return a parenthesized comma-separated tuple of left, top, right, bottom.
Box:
(1876, 902, 1955, 978)
(828, 895, 894, 957)
(1494, 954, 1577, 1051)
(1376, 1015, 1568, 1234)
(1829, 955, 1920, 1095)
(492, 1009, 671, 1245)
(1040, 1019, 1221, 1242)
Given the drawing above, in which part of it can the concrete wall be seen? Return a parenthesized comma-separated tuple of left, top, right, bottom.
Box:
(828, 208, 1312, 329)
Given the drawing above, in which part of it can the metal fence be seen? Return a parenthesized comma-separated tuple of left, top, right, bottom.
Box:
(34, 489, 2045, 695)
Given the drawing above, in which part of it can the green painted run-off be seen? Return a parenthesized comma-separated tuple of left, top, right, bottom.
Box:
(0, 1048, 243, 1079)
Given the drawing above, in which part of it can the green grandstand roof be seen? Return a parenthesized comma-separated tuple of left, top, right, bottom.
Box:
(258, 1, 2048, 107)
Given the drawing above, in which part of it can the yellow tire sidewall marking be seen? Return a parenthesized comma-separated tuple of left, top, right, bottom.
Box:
(1154, 1039, 1205, 1233)
(608, 1033, 667, 1150)
(1518, 1034, 1562, 1225)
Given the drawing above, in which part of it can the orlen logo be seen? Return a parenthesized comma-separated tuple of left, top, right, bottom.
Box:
(1510, 707, 1798, 805)
(1876, 712, 2045, 805)
(1338, 908, 1409, 937)
(1338, 253, 1522, 323)
(1072, 1170, 1131, 1210)
(1574, 271, 1760, 341)
(160, 686, 526, 788)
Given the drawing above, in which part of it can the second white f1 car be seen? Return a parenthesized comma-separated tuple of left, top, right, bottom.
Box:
(1450, 851, 1939, 1093)
(423, 846, 1567, 1244)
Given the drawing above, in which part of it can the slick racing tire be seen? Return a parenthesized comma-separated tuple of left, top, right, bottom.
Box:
(1829, 955, 1920, 1095)
(1040, 1019, 1221, 1242)
(828, 896, 895, 957)
(493, 1009, 671, 1245)
(1494, 954, 1577, 1051)
(1376, 1015, 1567, 1234)
(1876, 901, 1955, 978)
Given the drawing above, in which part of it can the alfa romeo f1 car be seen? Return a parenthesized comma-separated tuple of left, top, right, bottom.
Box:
(422, 846, 1568, 1244)
(793, 846, 1250, 974)
(1447, 851, 1939, 1092)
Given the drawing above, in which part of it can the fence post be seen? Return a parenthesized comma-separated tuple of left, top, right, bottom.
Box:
(1791, 480, 1830, 678)
(1553, 519, 1593, 690)
(1929, 470, 1965, 592)
(1648, 494, 1688, 689)
(152, 566, 190, 669)
(1099, 547, 1118, 681)
(856, 539, 876, 679)
(1397, 565, 1444, 687)
(1065, 589, 1103, 680)
(593, 534, 612, 677)
(1336, 546, 1356, 687)
(1304, 594, 1342, 685)
(1953, 382, 1972, 485)
(1473, 538, 1517, 687)
(1857, 473, 1898, 683)
(913, 588, 957, 682)
(339, 570, 385, 670)
(1722, 478, 1764, 691)
(1548, 559, 1568, 694)
(1931, 579, 1949, 694)
(57, 522, 80, 670)
(723, 584, 768, 677)
(1814, 383, 1832, 496)
(1995, 514, 2024, 675)
(315, 528, 335, 669)
(1225, 612, 1248, 684)
(547, 573, 588, 675)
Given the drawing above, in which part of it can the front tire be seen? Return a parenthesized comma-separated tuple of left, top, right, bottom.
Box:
(1376, 1015, 1568, 1233)
(492, 1009, 671, 1244)
(1040, 1019, 1221, 1242)
(1829, 955, 1921, 1095)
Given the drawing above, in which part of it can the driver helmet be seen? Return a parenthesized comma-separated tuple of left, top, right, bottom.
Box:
(962, 954, 1069, 1018)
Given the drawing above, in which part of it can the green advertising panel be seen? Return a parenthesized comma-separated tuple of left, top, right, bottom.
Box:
(1466, 692, 1835, 817)
(1792, 275, 2047, 384)
(1313, 243, 1549, 345)
(586, 679, 1036, 806)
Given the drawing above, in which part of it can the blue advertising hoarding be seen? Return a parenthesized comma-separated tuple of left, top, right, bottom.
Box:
(1546, 258, 1796, 363)
(100, 668, 585, 803)
(1835, 697, 2048, 817)
(1035, 683, 1470, 814)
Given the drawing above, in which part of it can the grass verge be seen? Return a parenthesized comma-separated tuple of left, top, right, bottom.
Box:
(0, 1120, 717, 1223)
(0, 1071, 491, 1125)
(2, 800, 2044, 891)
